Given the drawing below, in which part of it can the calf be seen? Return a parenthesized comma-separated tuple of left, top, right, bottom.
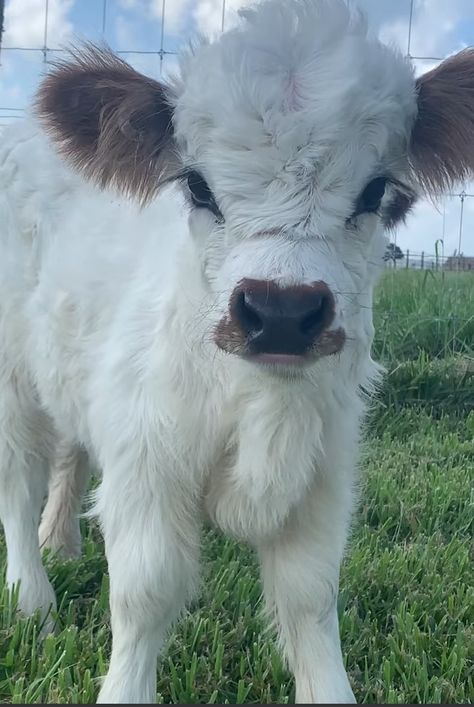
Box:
(0, 0, 473, 702)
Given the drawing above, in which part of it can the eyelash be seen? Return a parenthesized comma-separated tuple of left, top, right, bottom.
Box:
(180, 170, 409, 231)
(353, 176, 388, 218)
(185, 170, 223, 221)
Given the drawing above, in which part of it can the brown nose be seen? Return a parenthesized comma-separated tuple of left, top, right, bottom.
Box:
(228, 279, 335, 357)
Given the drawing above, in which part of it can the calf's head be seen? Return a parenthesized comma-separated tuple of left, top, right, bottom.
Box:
(36, 0, 474, 372)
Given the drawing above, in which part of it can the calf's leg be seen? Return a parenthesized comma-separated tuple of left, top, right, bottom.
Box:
(258, 473, 356, 704)
(95, 463, 200, 704)
(0, 373, 56, 633)
(39, 442, 91, 559)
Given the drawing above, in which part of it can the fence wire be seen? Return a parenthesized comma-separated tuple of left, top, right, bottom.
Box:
(0, 0, 472, 407)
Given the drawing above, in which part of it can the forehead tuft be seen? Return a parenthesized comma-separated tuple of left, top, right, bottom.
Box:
(172, 0, 417, 165)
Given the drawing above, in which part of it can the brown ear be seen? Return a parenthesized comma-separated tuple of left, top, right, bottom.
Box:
(35, 44, 177, 203)
(410, 48, 474, 195)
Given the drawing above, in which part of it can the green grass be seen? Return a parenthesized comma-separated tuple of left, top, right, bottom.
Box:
(373, 270, 474, 414)
(0, 270, 473, 704)
(373, 270, 474, 362)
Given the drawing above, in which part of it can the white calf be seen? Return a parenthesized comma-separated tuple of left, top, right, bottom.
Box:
(1, 0, 473, 702)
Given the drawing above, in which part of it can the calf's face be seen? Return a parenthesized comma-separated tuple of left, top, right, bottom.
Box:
(37, 0, 474, 373)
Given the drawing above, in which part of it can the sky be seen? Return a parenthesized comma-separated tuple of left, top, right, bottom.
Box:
(1, 0, 473, 258)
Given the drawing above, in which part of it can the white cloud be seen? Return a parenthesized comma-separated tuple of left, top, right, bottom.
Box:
(118, 0, 141, 9)
(379, 0, 472, 64)
(149, 0, 193, 34)
(114, 11, 146, 50)
(147, 0, 245, 35)
(193, 0, 246, 35)
(3, 0, 74, 48)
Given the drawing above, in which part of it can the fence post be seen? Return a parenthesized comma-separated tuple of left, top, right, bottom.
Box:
(0, 0, 4, 65)
(421, 251, 424, 270)
(406, 249, 409, 268)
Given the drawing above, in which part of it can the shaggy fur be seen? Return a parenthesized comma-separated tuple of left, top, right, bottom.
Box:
(36, 44, 176, 204)
(1, 0, 473, 703)
(411, 47, 474, 194)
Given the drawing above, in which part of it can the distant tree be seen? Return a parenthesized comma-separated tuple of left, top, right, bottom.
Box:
(384, 243, 404, 262)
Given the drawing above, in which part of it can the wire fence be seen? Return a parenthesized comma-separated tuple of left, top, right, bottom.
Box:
(385, 251, 474, 271)
(0, 0, 473, 406)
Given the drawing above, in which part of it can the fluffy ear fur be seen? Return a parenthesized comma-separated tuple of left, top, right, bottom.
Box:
(35, 44, 177, 203)
(410, 48, 474, 195)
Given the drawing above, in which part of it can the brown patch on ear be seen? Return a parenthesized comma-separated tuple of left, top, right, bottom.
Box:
(35, 44, 177, 204)
(410, 48, 474, 195)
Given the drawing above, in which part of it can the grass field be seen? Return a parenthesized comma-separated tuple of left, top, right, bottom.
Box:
(0, 270, 473, 704)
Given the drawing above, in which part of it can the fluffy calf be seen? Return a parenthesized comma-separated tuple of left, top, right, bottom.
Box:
(1, 0, 473, 702)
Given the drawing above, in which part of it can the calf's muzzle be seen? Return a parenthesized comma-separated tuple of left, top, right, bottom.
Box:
(215, 278, 344, 363)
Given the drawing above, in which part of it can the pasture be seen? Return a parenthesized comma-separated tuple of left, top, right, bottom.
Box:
(0, 269, 472, 704)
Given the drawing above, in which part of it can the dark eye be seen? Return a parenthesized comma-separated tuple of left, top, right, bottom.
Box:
(187, 171, 223, 220)
(354, 177, 387, 217)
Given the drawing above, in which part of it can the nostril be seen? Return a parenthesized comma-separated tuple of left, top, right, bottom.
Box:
(234, 291, 264, 336)
(300, 295, 331, 336)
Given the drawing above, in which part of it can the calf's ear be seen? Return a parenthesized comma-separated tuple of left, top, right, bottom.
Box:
(36, 44, 176, 204)
(410, 48, 474, 195)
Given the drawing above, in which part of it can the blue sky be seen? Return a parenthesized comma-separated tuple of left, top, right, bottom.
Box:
(1, 0, 473, 257)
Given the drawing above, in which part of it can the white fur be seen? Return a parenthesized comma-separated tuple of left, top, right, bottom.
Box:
(39, 442, 90, 559)
(0, 0, 423, 703)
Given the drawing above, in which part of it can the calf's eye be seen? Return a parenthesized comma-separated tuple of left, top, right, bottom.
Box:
(353, 177, 387, 217)
(187, 171, 223, 220)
